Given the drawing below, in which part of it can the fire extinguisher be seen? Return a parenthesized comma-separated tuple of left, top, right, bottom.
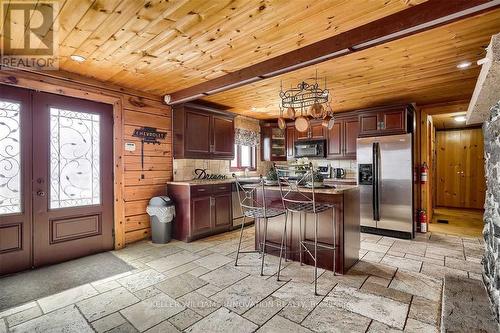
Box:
(419, 209, 428, 233)
(420, 162, 429, 184)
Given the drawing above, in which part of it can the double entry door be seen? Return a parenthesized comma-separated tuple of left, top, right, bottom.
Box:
(0, 85, 114, 276)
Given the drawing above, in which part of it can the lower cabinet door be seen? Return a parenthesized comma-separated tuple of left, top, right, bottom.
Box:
(191, 196, 212, 235)
(214, 193, 232, 228)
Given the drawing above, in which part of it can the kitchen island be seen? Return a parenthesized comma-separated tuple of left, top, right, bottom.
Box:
(255, 184, 360, 274)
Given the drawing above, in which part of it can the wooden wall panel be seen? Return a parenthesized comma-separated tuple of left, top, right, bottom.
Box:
(436, 128, 485, 209)
(0, 69, 172, 247)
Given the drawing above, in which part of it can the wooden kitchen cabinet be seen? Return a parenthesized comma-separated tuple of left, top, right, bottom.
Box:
(310, 123, 326, 139)
(286, 126, 295, 158)
(212, 115, 234, 158)
(191, 196, 212, 235)
(173, 103, 235, 159)
(295, 121, 326, 141)
(261, 122, 287, 161)
(184, 110, 211, 158)
(168, 183, 233, 242)
(344, 117, 359, 158)
(327, 116, 359, 159)
(358, 104, 413, 137)
(213, 193, 232, 228)
(327, 122, 342, 157)
(295, 129, 308, 140)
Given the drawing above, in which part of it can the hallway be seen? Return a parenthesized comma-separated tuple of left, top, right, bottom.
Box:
(429, 207, 484, 238)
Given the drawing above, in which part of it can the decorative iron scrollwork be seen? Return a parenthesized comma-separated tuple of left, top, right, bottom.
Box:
(50, 108, 101, 209)
(0, 100, 21, 214)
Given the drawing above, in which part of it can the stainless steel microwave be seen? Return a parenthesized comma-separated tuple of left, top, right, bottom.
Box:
(294, 140, 326, 158)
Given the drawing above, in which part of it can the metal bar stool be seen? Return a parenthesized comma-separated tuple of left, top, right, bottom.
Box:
(273, 163, 336, 295)
(233, 175, 286, 276)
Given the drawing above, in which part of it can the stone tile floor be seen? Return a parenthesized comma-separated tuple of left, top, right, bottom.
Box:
(0, 228, 485, 333)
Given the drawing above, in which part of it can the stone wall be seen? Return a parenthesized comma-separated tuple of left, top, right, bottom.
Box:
(483, 101, 500, 321)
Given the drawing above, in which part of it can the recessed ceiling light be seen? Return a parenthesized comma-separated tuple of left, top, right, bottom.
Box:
(70, 55, 86, 62)
(454, 115, 467, 122)
(456, 61, 472, 69)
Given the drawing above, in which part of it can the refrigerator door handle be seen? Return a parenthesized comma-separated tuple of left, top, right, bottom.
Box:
(372, 143, 376, 221)
(373, 142, 380, 221)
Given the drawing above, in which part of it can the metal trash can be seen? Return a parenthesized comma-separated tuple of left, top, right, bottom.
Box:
(146, 196, 175, 244)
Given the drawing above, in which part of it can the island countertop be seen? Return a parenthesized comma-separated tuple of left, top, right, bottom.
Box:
(263, 184, 357, 195)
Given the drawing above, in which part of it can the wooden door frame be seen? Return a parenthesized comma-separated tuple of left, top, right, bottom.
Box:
(0, 73, 125, 249)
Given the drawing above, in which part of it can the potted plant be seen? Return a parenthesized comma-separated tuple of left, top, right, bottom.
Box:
(265, 168, 278, 185)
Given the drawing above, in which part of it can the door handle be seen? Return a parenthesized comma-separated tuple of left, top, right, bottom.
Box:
(37, 191, 46, 197)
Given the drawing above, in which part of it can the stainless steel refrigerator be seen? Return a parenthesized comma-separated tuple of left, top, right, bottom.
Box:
(357, 133, 414, 238)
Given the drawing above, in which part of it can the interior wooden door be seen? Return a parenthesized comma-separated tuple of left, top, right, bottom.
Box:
(436, 128, 485, 209)
(32, 92, 114, 267)
(0, 85, 33, 276)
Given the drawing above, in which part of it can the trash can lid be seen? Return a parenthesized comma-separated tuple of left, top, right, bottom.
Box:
(148, 196, 174, 207)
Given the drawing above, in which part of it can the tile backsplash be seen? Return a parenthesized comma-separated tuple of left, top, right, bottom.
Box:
(173, 157, 272, 181)
(173, 157, 357, 181)
(314, 159, 358, 178)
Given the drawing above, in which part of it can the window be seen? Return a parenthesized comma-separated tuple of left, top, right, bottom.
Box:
(231, 144, 256, 171)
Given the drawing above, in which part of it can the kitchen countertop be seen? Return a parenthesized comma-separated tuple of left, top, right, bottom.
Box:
(168, 178, 358, 192)
(325, 178, 357, 184)
(168, 179, 236, 185)
(264, 184, 358, 195)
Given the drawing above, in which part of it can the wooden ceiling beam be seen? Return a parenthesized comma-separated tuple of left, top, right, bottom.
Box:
(166, 0, 500, 105)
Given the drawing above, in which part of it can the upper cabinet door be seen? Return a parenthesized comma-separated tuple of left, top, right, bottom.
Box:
(309, 123, 325, 139)
(212, 115, 234, 157)
(260, 124, 286, 161)
(185, 110, 211, 157)
(359, 113, 379, 136)
(327, 121, 342, 157)
(343, 118, 359, 158)
(358, 106, 410, 137)
(295, 128, 308, 140)
(286, 126, 295, 158)
(174, 105, 235, 160)
(380, 110, 405, 132)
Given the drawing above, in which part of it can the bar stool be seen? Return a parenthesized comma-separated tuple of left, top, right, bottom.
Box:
(273, 163, 336, 295)
(233, 175, 286, 276)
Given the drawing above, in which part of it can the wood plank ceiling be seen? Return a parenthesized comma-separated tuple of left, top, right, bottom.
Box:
(2, 0, 426, 94)
(203, 9, 500, 118)
(2, 0, 499, 119)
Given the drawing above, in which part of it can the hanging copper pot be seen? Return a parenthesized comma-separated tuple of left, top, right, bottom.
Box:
(286, 107, 295, 119)
(321, 114, 335, 130)
(309, 103, 324, 118)
(278, 117, 286, 130)
(295, 116, 310, 132)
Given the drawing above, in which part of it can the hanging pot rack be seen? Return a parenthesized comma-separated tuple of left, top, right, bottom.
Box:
(277, 72, 334, 132)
